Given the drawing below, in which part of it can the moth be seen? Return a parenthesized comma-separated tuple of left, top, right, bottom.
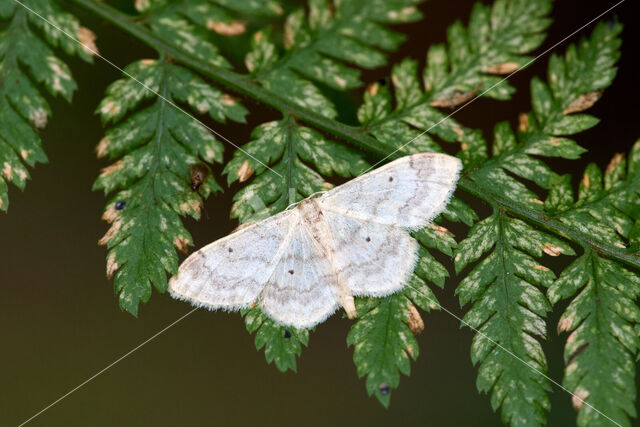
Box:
(169, 153, 461, 329)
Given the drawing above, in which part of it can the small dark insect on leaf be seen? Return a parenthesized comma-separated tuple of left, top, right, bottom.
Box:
(379, 383, 390, 395)
(115, 200, 126, 210)
(189, 163, 209, 191)
(284, 330, 291, 339)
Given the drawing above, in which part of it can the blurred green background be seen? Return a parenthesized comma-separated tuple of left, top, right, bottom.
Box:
(1, 0, 639, 425)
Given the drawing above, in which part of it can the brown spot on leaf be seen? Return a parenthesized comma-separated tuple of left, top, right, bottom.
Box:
(367, 83, 379, 96)
(531, 198, 544, 204)
(542, 244, 563, 256)
(557, 315, 573, 333)
(533, 264, 548, 271)
(518, 113, 529, 132)
(206, 20, 247, 36)
(99, 160, 124, 177)
(605, 152, 624, 174)
(29, 108, 48, 129)
(254, 31, 263, 42)
(95, 137, 109, 159)
(408, 304, 424, 335)
(460, 142, 469, 150)
(571, 388, 590, 411)
(582, 173, 590, 188)
(141, 59, 155, 66)
(567, 342, 589, 364)
(567, 331, 577, 343)
(237, 160, 253, 182)
(174, 236, 190, 254)
(20, 150, 29, 160)
(78, 27, 99, 56)
(98, 220, 121, 246)
(106, 253, 119, 278)
(563, 91, 602, 114)
(483, 62, 519, 74)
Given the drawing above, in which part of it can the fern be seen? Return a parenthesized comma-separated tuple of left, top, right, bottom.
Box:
(10, 0, 637, 424)
(547, 143, 640, 427)
(0, 0, 95, 210)
(93, 58, 247, 315)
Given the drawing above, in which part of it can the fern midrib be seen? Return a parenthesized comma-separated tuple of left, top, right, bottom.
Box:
(0, 8, 27, 94)
(69, 0, 640, 272)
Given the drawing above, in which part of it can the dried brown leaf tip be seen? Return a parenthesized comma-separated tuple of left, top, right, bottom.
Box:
(222, 94, 237, 106)
(430, 88, 477, 108)
(431, 224, 451, 236)
(189, 163, 209, 191)
(407, 304, 424, 335)
(367, 82, 380, 96)
(605, 152, 624, 174)
(237, 160, 253, 183)
(98, 220, 122, 246)
(571, 388, 590, 411)
(533, 264, 548, 271)
(557, 314, 573, 334)
(518, 113, 529, 132)
(77, 27, 99, 56)
(563, 91, 602, 114)
(207, 20, 247, 36)
(483, 62, 519, 74)
(101, 204, 118, 223)
(95, 137, 109, 159)
(106, 253, 119, 278)
(174, 236, 190, 254)
(542, 244, 563, 256)
(99, 160, 124, 177)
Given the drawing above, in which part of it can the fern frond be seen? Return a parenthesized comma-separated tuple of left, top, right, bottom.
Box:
(455, 210, 575, 425)
(547, 142, 640, 427)
(0, 0, 95, 210)
(223, 114, 368, 223)
(357, 0, 552, 165)
(451, 20, 624, 425)
(93, 58, 247, 315)
(243, 306, 309, 373)
(244, 0, 423, 118)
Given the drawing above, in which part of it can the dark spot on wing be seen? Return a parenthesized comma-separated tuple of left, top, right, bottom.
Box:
(284, 330, 291, 339)
(366, 237, 371, 242)
(228, 248, 233, 253)
(288, 269, 294, 275)
(388, 176, 393, 182)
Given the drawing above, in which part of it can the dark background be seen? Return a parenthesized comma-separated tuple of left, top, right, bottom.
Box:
(1, 0, 639, 425)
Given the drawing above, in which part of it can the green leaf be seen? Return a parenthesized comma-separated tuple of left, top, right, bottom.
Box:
(243, 0, 422, 118)
(94, 58, 246, 315)
(548, 250, 640, 427)
(243, 307, 308, 373)
(0, 0, 93, 211)
(223, 115, 368, 223)
(347, 278, 436, 407)
(454, 210, 572, 426)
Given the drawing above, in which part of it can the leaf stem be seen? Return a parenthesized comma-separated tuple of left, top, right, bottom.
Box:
(68, 0, 640, 271)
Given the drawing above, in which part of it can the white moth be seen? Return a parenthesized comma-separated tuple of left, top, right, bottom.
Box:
(169, 153, 461, 329)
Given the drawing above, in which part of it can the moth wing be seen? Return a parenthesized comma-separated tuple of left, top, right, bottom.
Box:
(319, 153, 461, 229)
(169, 211, 295, 310)
(260, 217, 340, 329)
(323, 210, 419, 296)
